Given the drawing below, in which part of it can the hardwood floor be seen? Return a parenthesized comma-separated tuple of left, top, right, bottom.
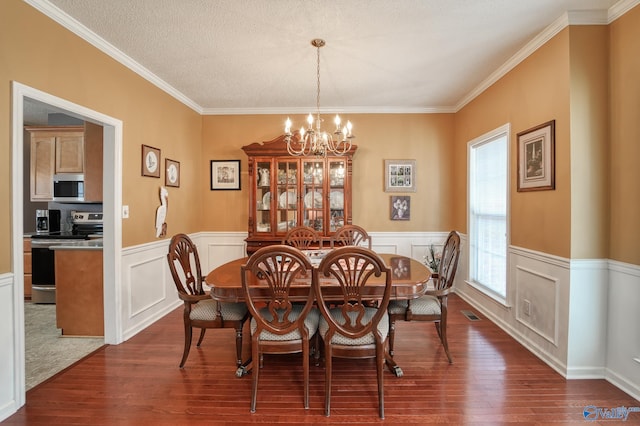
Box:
(5, 294, 638, 425)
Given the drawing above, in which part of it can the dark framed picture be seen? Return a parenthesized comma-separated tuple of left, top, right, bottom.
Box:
(165, 159, 180, 188)
(517, 120, 555, 192)
(210, 160, 241, 190)
(141, 145, 161, 178)
(390, 195, 410, 220)
(384, 159, 416, 192)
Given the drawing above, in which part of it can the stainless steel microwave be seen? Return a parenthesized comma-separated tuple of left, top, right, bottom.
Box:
(53, 174, 84, 202)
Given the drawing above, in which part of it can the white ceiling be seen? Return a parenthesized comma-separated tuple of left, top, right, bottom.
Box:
(27, 0, 635, 118)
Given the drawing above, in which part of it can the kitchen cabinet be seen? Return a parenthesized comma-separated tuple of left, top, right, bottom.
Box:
(54, 248, 104, 336)
(242, 134, 357, 255)
(26, 124, 103, 202)
(23, 237, 32, 300)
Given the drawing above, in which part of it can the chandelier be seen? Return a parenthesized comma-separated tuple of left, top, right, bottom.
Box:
(284, 39, 354, 157)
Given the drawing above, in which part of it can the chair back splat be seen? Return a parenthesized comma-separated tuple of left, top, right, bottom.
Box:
(282, 226, 323, 249)
(313, 246, 391, 419)
(330, 224, 372, 249)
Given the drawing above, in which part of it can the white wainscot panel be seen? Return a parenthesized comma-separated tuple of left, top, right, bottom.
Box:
(515, 265, 559, 345)
(128, 255, 167, 317)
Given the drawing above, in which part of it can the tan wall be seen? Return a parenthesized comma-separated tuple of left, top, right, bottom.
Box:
(609, 5, 640, 265)
(454, 29, 572, 258)
(568, 26, 609, 259)
(0, 0, 202, 274)
(201, 114, 455, 232)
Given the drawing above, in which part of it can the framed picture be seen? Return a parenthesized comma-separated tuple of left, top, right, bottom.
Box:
(210, 160, 241, 190)
(141, 145, 161, 178)
(517, 120, 555, 192)
(165, 159, 180, 188)
(384, 159, 416, 192)
(390, 195, 410, 220)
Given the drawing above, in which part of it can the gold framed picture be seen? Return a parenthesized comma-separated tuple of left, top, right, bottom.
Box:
(141, 145, 161, 178)
(165, 159, 180, 188)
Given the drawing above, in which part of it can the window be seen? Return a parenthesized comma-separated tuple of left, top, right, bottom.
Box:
(468, 125, 509, 300)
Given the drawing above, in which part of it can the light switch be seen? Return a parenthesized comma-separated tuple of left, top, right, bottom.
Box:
(122, 205, 129, 219)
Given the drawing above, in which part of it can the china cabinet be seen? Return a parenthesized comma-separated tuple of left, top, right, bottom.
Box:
(242, 134, 357, 255)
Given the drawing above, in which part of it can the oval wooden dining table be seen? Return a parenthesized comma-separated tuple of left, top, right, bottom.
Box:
(205, 252, 431, 377)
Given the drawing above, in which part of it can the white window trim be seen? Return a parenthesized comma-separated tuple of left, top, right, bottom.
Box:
(466, 123, 511, 306)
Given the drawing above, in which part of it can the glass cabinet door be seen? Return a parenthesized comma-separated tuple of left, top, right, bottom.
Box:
(255, 160, 272, 232)
(302, 160, 324, 232)
(276, 159, 298, 233)
(328, 159, 346, 232)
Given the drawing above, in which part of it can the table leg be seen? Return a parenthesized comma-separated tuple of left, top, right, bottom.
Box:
(385, 353, 403, 377)
(235, 357, 253, 377)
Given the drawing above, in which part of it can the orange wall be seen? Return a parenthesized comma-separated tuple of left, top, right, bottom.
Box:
(568, 26, 609, 259)
(454, 30, 572, 258)
(201, 114, 455, 232)
(0, 0, 202, 271)
(609, 5, 640, 265)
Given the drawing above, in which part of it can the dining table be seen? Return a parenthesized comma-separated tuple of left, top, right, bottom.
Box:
(205, 251, 431, 378)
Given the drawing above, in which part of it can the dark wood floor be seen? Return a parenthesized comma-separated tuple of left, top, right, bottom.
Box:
(5, 294, 638, 425)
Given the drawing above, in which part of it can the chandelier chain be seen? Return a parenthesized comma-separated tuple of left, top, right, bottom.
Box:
(316, 43, 321, 124)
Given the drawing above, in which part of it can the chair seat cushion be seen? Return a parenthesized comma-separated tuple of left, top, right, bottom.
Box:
(388, 295, 441, 316)
(251, 305, 320, 341)
(190, 299, 248, 321)
(319, 307, 389, 345)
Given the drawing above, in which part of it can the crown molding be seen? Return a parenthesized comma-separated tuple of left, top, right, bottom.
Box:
(201, 105, 456, 115)
(24, 0, 203, 115)
(609, 0, 640, 22)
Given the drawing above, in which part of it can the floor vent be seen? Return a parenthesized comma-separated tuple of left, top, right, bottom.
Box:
(461, 310, 481, 321)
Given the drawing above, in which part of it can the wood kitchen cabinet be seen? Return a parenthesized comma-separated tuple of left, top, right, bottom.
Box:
(54, 248, 104, 336)
(23, 237, 32, 300)
(242, 134, 357, 255)
(26, 124, 103, 202)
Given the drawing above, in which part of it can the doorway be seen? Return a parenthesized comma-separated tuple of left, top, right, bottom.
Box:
(11, 82, 123, 407)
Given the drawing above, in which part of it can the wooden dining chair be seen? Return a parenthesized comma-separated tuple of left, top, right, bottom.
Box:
(281, 226, 323, 249)
(330, 224, 372, 249)
(167, 233, 249, 368)
(313, 246, 392, 419)
(387, 230, 461, 363)
(241, 245, 319, 413)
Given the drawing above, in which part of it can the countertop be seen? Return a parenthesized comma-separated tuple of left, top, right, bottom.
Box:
(48, 239, 103, 250)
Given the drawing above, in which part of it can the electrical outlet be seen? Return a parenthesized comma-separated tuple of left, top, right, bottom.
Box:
(523, 299, 531, 316)
(122, 205, 129, 219)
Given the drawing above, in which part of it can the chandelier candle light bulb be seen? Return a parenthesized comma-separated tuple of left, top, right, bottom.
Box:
(283, 38, 355, 157)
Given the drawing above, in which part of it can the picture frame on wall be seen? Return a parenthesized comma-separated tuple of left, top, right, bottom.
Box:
(517, 120, 555, 192)
(390, 195, 410, 220)
(210, 160, 241, 190)
(165, 159, 180, 188)
(141, 144, 161, 178)
(384, 159, 416, 192)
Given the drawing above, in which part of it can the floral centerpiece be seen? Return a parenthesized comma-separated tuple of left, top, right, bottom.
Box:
(424, 244, 441, 273)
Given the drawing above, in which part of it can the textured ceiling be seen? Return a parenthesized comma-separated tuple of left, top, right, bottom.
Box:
(29, 0, 631, 116)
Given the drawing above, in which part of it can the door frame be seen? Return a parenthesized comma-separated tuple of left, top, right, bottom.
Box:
(11, 81, 124, 408)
